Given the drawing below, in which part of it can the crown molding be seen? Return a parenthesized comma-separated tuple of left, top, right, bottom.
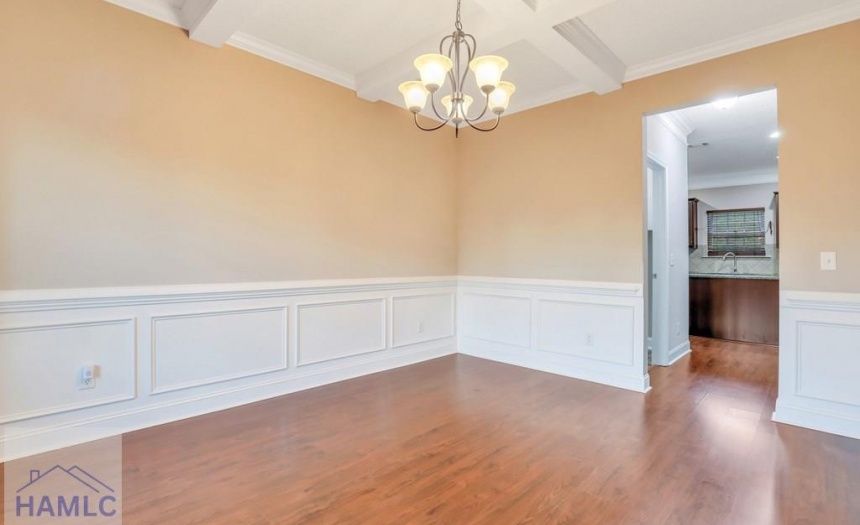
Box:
(625, 1, 860, 82)
(688, 169, 778, 190)
(227, 32, 356, 91)
(655, 112, 694, 144)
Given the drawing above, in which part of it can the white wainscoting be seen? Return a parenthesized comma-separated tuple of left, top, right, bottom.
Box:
(0, 277, 457, 461)
(773, 291, 860, 439)
(457, 277, 649, 393)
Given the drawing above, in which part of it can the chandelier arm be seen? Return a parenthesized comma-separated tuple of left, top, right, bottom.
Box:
(446, 38, 458, 91)
(414, 113, 453, 132)
(459, 34, 474, 90)
(429, 93, 448, 121)
(439, 34, 453, 55)
(463, 115, 501, 133)
(465, 33, 477, 61)
(464, 93, 490, 122)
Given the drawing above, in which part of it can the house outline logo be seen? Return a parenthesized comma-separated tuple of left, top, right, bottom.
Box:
(14, 464, 118, 520)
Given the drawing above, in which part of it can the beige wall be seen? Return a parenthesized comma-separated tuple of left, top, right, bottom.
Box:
(0, 0, 458, 289)
(459, 21, 860, 293)
(2, 2, 858, 294)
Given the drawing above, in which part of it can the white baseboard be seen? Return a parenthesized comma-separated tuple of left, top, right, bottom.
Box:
(460, 344, 650, 393)
(665, 340, 691, 366)
(773, 401, 860, 440)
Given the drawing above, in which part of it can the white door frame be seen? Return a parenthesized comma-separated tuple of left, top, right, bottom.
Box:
(644, 154, 671, 368)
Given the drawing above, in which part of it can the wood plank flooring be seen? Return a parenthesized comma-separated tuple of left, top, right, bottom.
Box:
(3, 336, 859, 524)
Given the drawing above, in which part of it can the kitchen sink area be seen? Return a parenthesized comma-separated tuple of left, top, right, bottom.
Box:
(689, 249, 779, 345)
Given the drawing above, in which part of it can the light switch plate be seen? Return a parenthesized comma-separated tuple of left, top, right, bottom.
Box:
(821, 252, 837, 271)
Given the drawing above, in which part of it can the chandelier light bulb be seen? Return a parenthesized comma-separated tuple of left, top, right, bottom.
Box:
(488, 81, 516, 114)
(414, 54, 453, 93)
(441, 95, 474, 124)
(469, 56, 508, 93)
(398, 81, 429, 113)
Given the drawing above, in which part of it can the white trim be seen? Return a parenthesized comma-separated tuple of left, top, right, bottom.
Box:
(461, 344, 650, 393)
(457, 276, 642, 297)
(773, 401, 860, 440)
(227, 32, 356, 91)
(0, 276, 457, 313)
(773, 289, 860, 441)
(625, 2, 860, 82)
(0, 318, 137, 424)
(149, 306, 289, 394)
(665, 340, 691, 366)
(656, 113, 694, 144)
(688, 169, 779, 190)
(782, 290, 860, 312)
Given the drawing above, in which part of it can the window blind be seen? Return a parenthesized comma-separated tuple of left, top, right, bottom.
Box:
(707, 208, 765, 256)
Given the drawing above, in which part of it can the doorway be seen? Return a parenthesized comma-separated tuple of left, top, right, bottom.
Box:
(644, 88, 780, 378)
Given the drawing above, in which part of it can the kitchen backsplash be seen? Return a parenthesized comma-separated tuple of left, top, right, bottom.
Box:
(689, 246, 779, 276)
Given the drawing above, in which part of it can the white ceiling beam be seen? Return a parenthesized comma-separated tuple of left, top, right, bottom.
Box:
(181, 0, 268, 48)
(356, 0, 624, 103)
(552, 19, 625, 94)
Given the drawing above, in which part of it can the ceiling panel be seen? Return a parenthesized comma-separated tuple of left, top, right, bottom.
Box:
(674, 89, 779, 178)
(581, 0, 854, 67)
(240, 0, 483, 75)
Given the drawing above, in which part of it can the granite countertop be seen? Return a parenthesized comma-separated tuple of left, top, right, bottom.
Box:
(689, 272, 779, 281)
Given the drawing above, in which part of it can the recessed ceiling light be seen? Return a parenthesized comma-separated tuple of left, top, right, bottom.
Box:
(711, 97, 739, 110)
(770, 131, 782, 139)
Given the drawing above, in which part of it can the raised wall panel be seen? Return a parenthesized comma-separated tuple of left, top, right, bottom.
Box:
(152, 307, 288, 394)
(796, 322, 860, 406)
(460, 293, 532, 348)
(297, 299, 386, 366)
(392, 294, 455, 348)
(536, 300, 634, 365)
(0, 319, 136, 424)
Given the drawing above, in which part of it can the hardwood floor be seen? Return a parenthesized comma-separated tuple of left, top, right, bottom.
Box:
(3, 337, 859, 524)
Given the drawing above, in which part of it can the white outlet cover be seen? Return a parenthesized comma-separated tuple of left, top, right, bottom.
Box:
(821, 252, 837, 271)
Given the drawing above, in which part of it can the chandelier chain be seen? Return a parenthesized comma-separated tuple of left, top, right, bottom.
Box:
(455, 0, 463, 30)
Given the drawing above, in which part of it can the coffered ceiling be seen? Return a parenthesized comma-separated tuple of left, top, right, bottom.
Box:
(106, 0, 860, 117)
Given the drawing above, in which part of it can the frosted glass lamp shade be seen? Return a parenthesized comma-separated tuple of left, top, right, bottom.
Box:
(488, 81, 516, 114)
(469, 55, 508, 93)
(441, 95, 473, 124)
(398, 81, 429, 113)
(414, 54, 453, 92)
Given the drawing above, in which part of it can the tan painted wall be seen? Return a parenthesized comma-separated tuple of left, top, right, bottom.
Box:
(459, 21, 860, 293)
(0, 0, 458, 289)
(2, 2, 858, 294)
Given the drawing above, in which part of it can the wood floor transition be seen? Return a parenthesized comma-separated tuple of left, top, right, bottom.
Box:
(2, 337, 858, 524)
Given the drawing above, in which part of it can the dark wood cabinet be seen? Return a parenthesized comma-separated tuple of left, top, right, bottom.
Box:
(690, 277, 779, 345)
(688, 198, 699, 249)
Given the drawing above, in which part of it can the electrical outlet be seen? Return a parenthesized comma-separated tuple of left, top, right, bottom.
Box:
(585, 333, 595, 346)
(676, 322, 681, 336)
(78, 365, 96, 390)
(417, 321, 425, 333)
(821, 252, 837, 271)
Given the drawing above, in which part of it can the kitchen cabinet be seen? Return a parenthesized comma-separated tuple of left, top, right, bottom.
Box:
(688, 198, 699, 249)
(690, 276, 779, 345)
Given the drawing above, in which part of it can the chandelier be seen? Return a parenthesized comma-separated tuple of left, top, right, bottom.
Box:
(398, 0, 516, 137)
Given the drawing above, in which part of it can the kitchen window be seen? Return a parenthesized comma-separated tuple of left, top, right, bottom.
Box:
(707, 208, 766, 256)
